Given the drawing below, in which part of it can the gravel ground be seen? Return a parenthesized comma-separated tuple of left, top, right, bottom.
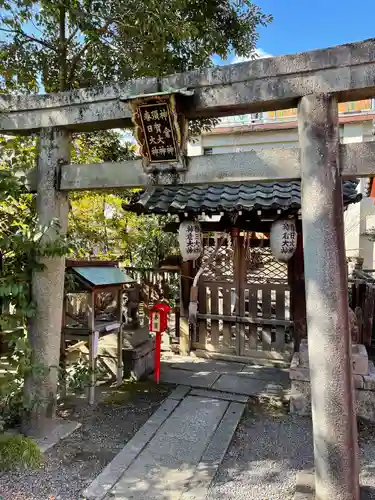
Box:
(0, 381, 170, 500)
(208, 404, 375, 500)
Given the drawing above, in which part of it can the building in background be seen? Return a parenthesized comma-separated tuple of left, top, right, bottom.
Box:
(188, 99, 375, 269)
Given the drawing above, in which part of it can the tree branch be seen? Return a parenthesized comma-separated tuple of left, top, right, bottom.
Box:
(0, 27, 57, 51)
(67, 40, 92, 87)
(67, 21, 111, 87)
(59, 6, 67, 91)
(66, 26, 80, 46)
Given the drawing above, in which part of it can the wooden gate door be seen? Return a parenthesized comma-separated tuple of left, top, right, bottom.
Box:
(194, 236, 293, 360)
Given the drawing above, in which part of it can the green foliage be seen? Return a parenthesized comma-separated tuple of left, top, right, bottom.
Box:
(62, 359, 92, 393)
(0, 136, 69, 331)
(0, 0, 272, 93)
(0, 0, 271, 429)
(0, 137, 69, 428)
(0, 433, 42, 470)
(125, 215, 179, 268)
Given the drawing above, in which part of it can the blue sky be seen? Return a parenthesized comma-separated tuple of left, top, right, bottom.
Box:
(215, 0, 375, 64)
(257, 0, 375, 56)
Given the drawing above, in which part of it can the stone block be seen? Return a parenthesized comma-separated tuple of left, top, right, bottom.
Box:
(290, 353, 310, 382)
(354, 374, 365, 389)
(352, 344, 368, 375)
(189, 388, 248, 404)
(290, 376, 375, 423)
(293, 471, 315, 499)
(363, 361, 375, 390)
(169, 385, 191, 400)
(357, 389, 375, 422)
(123, 338, 155, 381)
(293, 471, 374, 500)
(290, 380, 311, 416)
(299, 340, 309, 366)
(212, 373, 270, 397)
(161, 332, 171, 351)
(157, 367, 220, 388)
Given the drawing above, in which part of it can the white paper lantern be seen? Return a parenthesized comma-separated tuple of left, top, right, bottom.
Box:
(178, 220, 202, 261)
(270, 218, 297, 262)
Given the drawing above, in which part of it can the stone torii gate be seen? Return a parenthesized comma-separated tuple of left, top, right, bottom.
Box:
(3, 38, 375, 500)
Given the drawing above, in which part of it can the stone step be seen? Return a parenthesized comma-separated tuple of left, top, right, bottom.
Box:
(155, 366, 288, 398)
(189, 388, 249, 404)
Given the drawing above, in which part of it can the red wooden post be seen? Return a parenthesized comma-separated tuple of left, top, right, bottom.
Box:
(150, 303, 171, 384)
(155, 332, 161, 384)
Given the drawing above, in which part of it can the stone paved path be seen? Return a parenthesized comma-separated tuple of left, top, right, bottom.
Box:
(159, 356, 289, 397)
(83, 357, 289, 500)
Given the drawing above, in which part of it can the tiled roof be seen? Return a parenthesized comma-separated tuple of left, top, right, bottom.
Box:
(124, 181, 361, 215)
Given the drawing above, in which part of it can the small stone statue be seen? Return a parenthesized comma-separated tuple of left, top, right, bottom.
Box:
(124, 284, 140, 329)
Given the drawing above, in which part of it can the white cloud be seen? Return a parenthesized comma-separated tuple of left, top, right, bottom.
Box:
(231, 48, 272, 64)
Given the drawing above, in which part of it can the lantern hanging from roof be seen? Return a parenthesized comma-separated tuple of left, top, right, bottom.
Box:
(178, 220, 202, 261)
(270, 218, 297, 262)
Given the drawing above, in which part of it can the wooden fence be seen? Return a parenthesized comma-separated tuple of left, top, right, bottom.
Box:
(123, 267, 180, 339)
(195, 281, 292, 356)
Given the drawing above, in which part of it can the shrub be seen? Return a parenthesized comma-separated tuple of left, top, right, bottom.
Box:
(0, 434, 42, 470)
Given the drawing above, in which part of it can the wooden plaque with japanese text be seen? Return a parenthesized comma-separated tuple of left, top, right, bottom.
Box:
(137, 101, 179, 163)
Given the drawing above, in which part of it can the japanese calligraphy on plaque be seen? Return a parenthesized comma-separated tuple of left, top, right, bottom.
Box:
(139, 102, 178, 162)
(270, 218, 297, 262)
(178, 220, 202, 261)
(281, 222, 296, 255)
(130, 93, 187, 168)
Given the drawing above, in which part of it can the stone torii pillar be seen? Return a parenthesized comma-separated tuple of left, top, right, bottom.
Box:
(298, 94, 360, 500)
(23, 128, 71, 437)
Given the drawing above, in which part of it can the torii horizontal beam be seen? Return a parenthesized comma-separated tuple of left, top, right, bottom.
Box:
(2, 38, 375, 133)
(26, 142, 375, 192)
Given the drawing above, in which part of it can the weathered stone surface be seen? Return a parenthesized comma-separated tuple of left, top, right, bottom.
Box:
(189, 388, 249, 404)
(157, 367, 220, 388)
(293, 471, 375, 500)
(299, 94, 359, 499)
(354, 374, 365, 390)
(290, 379, 375, 423)
(3, 39, 375, 132)
(108, 396, 229, 500)
(352, 344, 369, 375)
(240, 365, 290, 385)
(23, 128, 70, 437)
(349, 307, 360, 343)
(356, 390, 375, 422)
(290, 380, 311, 416)
(363, 361, 375, 390)
(212, 373, 275, 397)
(83, 397, 179, 500)
(123, 338, 155, 381)
(298, 340, 309, 367)
(169, 385, 191, 400)
(35, 419, 81, 453)
(180, 402, 245, 500)
(290, 354, 310, 382)
(171, 359, 246, 374)
(293, 471, 315, 500)
(52, 142, 375, 194)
